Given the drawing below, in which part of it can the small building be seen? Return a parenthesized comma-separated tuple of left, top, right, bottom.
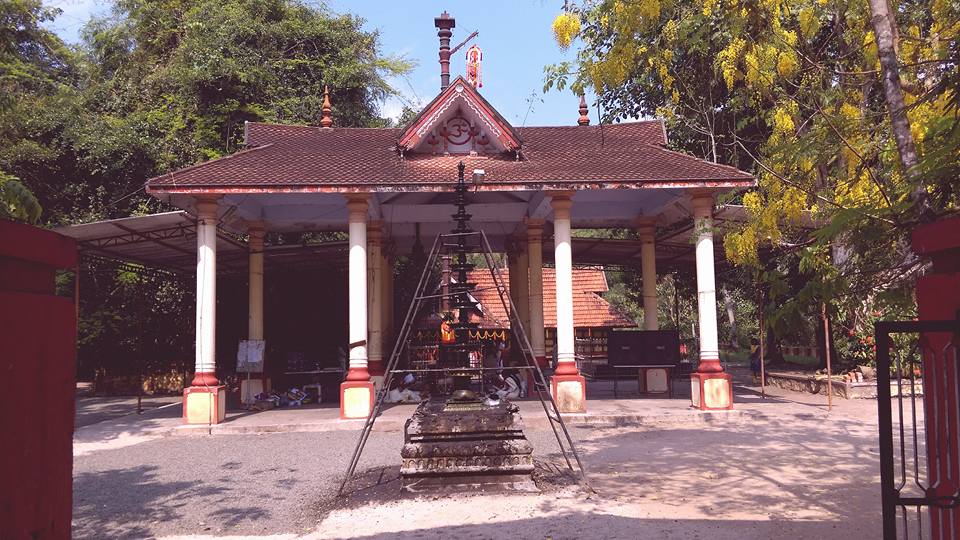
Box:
(467, 267, 635, 366)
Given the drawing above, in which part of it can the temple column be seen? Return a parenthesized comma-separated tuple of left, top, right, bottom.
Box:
(183, 197, 226, 424)
(637, 219, 659, 331)
(240, 222, 267, 405)
(381, 249, 393, 369)
(526, 219, 547, 366)
(689, 190, 733, 410)
(368, 222, 384, 385)
(341, 195, 374, 419)
(515, 235, 530, 335)
(549, 192, 586, 413)
(507, 242, 521, 321)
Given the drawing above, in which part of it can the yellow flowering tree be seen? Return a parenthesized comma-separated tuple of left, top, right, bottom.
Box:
(546, 0, 959, 353)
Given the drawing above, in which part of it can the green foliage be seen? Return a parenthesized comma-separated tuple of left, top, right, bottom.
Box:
(547, 0, 960, 359)
(1, 0, 410, 226)
(0, 170, 41, 222)
(0, 1, 409, 380)
(0, 0, 75, 106)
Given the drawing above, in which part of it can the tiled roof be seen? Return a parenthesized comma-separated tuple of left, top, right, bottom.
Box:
(147, 120, 752, 191)
(467, 268, 635, 329)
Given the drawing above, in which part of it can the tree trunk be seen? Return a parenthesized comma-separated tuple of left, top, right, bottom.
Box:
(868, 0, 929, 214)
(765, 325, 784, 365)
(815, 307, 840, 371)
(723, 287, 738, 350)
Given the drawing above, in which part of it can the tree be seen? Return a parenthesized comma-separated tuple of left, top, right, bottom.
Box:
(1, 0, 412, 226)
(546, 0, 959, 362)
(0, 1, 412, 382)
(0, 0, 74, 106)
(0, 1, 72, 223)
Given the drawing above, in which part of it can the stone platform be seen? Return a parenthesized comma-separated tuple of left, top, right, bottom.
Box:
(400, 399, 536, 494)
(765, 370, 923, 399)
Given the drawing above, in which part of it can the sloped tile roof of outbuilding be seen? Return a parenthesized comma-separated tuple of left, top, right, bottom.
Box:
(468, 268, 635, 329)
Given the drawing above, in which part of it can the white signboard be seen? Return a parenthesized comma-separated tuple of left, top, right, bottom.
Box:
(237, 340, 265, 373)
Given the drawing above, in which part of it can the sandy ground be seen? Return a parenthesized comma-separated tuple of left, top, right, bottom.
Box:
(75, 395, 181, 428)
(73, 380, 885, 539)
(310, 415, 880, 539)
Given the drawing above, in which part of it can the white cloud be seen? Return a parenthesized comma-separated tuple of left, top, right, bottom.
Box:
(379, 97, 405, 122)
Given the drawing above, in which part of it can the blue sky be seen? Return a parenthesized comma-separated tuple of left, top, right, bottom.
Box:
(43, 0, 597, 127)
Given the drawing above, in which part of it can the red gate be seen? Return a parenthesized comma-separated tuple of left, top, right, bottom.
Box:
(0, 219, 77, 539)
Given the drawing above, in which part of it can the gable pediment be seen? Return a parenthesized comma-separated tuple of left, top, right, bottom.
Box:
(397, 77, 521, 156)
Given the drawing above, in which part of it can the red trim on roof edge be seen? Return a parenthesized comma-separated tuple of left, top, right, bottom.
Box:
(146, 179, 754, 195)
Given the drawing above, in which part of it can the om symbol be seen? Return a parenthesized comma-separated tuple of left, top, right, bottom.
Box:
(445, 117, 471, 145)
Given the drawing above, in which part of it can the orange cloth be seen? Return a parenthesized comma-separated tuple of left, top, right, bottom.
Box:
(440, 320, 456, 344)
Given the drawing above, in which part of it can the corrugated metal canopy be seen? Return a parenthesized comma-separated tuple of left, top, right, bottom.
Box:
(547, 205, 767, 271)
(55, 211, 352, 275)
(55, 211, 248, 274)
(53, 205, 802, 275)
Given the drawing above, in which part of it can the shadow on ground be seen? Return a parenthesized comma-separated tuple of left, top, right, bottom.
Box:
(72, 465, 227, 539)
(332, 514, 859, 540)
(75, 396, 181, 428)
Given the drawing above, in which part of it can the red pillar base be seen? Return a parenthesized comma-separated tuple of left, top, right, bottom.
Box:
(340, 380, 374, 419)
(183, 385, 227, 424)
(690, 371, 733, 410)
(551, 374, 586, 413)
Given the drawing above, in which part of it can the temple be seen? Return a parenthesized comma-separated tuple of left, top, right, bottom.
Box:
(64, 12, 754, 421)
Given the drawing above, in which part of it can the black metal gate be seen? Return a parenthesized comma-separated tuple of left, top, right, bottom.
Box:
(876, 317, 960, 539)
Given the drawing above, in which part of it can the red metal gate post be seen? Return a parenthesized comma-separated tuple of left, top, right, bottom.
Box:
(911, 216, 960, 539)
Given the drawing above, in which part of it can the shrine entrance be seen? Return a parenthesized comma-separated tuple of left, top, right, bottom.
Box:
(59, 12, 755, 422)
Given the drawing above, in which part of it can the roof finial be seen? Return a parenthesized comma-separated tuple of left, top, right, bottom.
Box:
(320, 85, 333, 128)
(577, 95, 590, 126)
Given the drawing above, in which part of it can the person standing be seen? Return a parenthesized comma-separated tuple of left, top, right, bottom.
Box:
(749, 338, 762, 384)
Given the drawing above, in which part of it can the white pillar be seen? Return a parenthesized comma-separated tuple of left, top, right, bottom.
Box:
(553, 200, 575, 368)
(637, 219, 659, 331)
(550, 192, 586, 413)
(526, 219, 546, 363)
(692, 194, 720, 368)
(193, 198, 219, 385)
(184, 197, 226, 424)
(689, 190, 733, 410)
(341, 194, 374, 419)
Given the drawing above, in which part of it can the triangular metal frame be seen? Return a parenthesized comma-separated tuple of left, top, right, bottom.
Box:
(338, 228, 589, 496)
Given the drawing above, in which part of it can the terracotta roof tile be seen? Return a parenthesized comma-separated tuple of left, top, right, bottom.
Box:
(147, 121, 751, 190)
(467, 268, 635, 329)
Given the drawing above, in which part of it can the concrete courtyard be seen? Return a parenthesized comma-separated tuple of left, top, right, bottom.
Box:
(72, 377, 884, 539)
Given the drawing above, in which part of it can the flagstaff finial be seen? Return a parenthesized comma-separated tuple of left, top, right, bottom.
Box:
(435, 12, 456, 91)
(321, 86, 333, 128)
(577, 95, 590, 126)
